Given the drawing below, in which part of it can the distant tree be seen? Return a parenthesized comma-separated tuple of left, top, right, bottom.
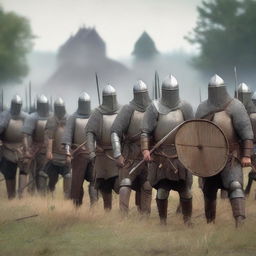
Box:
(186, 0, 256, 71)
(132, 31, 158, 60)
(0, 7, 34, 84)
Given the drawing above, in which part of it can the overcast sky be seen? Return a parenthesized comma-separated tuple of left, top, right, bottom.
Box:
(2, 0, 202, 59)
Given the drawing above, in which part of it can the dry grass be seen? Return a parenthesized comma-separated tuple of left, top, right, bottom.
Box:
(0, 169, 256, 256)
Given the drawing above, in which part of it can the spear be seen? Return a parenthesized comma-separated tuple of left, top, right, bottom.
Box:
(234, 66, 238, 98)
(199, 87, 202, 103)
(29, 81, 32, 113)
(95, 73, 101, 105)
(1, 88, 3, 111)
(25, 85, 28, 112)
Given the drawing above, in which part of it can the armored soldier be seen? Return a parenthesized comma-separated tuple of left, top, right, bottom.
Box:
(252, 91, 256, 106)
(237, 83, 256, 197)
(44, 98, 71, 198)
(86, 85, 120, 210)
(196, 75, 253, 227)
(62, 92, 98, 206)
(22, 95, 51, 195)
(0, 95, 27, 199)
(111, 80, 152, 215)
(141, 75, 194, 225)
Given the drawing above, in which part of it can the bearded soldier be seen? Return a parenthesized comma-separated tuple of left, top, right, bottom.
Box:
(86, 85, 120, 210)
(237, 83, 256, 197)
(111, 80, 152, 215)
(62, 92, 98, 206)
(196, 75, 253, 227)
(141, 74, 194, 225)
(44, 98, 71, 198)
(22, 95, 51, 195)
(0, 95, 28, 199)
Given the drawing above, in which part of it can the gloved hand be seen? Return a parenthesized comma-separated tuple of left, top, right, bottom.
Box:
(115, 155, 125, 167)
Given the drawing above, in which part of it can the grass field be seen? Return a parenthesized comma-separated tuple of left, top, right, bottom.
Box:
(0, 169, 256, 256)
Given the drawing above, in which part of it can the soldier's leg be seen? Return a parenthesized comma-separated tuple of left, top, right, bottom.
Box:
(28, 160, 36, 195)
(37, 154, 48, 195)
(99, 178, 113, 211)
(229, 181, 245, 227)
(140, 180, 152, 215)
(62, 166, 71, 199)
(135, 190, 141, 212)
(71, 154, 87, 206)
(47, 164, 58, 193)
(156, 188, 170, 225)
(88, 183, 98, 206)
(18, 170, 28, 199)
(222, 160, 245, 227)
(119, 178, 132, 215)
(179, 185, 193, 225)
(86, 161, 99, 206)
(203, 177, 218, 223)
(1, 158, 17, 199)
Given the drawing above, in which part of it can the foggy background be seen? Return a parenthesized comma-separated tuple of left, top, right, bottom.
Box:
(1, 0, 249, 112)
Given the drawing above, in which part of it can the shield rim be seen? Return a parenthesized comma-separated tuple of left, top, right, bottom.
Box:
(175, 119, 229, 177)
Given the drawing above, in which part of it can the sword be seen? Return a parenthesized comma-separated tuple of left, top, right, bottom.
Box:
(129, 122, 185, 175)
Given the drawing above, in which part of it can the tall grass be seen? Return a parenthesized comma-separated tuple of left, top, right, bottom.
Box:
(0, 169, 256, 256)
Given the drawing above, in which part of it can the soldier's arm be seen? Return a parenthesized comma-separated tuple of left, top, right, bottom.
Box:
(62, 114, 76, 147)
(45, 117, 55, 160)
(86, 110, 100, 160)
(22, 114, 36, 156)
(181, 101, 194, 120)
(230, 100, 254, 160)
(111, 105, 133, 158)
(0, 111, 10, 135)
(141, 104, 158, 160)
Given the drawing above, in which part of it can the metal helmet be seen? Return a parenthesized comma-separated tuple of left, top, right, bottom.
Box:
(160, 74, 180, 108)
(237, 82, 252, 106)
(252, 91, 256, 105)
(37, 94, 49, 117)
(132, 80, 151, 111)
(208, 74, 230, 106)
(101, 84, 118, 113)
(78, 92, 91, 115)
(10, 94, 22, 116)
(54, 97, 66, 119)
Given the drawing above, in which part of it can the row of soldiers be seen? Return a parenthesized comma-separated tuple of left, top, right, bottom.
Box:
(0, 73, 255, 227)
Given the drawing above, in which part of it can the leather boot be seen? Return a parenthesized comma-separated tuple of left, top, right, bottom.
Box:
(156, 198, 168, 225)
(88, 183, 99, 206)
(220, 189, 228, 199)
(204, 197, 216, 223)
(18, 175, 27, 199)
(6, 179, 16, 199)
(63, 176, 71, 199)
(119, 186, 131, 216)
(230, 198, 245, 228)
(181, 198, 192, 226)
(101, 191, 112, 211)
(140, 183, 152, 216)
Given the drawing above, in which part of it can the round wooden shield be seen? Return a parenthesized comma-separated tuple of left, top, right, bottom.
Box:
(175, 119, 229, 177)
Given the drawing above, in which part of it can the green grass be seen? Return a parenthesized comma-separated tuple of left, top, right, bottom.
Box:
(0, 169, 256, 256)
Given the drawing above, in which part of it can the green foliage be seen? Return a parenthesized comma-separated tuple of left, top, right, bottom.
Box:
(186, 0, 256, 71)
(0, 7, 34, 84)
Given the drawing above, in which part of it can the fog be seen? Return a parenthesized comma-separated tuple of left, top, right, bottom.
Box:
(1, 0, 256, 113)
